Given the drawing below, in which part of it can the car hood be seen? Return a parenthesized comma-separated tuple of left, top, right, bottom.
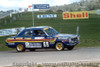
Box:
(56, 34, 78, 38)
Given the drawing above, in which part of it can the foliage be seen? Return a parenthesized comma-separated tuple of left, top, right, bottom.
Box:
(43, 0, 100, 12)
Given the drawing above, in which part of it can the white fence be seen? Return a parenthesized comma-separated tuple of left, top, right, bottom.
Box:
(0, 27, 25, 37)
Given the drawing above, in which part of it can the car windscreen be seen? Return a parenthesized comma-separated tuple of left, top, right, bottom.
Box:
(44, 28, 58, 36)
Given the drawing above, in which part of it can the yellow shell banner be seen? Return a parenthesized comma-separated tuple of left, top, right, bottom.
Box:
(63, 11, 89, 20)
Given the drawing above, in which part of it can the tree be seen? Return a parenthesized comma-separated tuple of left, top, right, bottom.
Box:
(57, 10, 63, 13)
(46, 10, 53, 12)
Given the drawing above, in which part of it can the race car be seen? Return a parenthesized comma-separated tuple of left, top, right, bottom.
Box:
(6, 26, 80, 52)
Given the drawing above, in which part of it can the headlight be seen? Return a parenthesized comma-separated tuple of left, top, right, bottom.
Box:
(77, 37, 80, 40)
(69, 38, 71, 43)
(58, 37, 69, 39)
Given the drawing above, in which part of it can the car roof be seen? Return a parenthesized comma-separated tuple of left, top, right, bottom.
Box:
(25, 26, 51, 30)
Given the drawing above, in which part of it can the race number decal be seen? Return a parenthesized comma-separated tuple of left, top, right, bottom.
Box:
(43, 42, 49, 47)
(25, 42, 42, 48)
(34, 37, 44, 39)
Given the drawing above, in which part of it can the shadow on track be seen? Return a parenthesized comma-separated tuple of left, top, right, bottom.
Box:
(5, 48, 78, 53)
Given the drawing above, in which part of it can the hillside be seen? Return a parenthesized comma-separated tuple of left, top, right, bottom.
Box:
(0, 11, 100, 51)
(40, 0, 100, 12)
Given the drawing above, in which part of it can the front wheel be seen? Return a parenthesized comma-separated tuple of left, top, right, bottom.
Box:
(67, 46, 75, 50)
(55, 42, 64, 51)
(16, 44, 25, 52)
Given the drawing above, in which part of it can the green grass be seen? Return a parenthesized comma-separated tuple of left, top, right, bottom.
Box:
(88, 10, 97, 14)
(0, 11, 100, 51)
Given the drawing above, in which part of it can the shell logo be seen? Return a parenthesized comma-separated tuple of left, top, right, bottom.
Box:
(63, 11, 89, 20)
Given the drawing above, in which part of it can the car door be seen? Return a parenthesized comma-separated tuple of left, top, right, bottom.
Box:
(33, 30, 45, 39)
(33, 29, 50, 48)
(22, 30, 34, 39)
(21, 30, 35, 48)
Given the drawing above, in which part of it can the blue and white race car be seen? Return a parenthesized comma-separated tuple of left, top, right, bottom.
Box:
(6, 26, 79, 52)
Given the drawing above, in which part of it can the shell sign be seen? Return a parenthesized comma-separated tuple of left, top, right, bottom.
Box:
(63, 11, 89, 20)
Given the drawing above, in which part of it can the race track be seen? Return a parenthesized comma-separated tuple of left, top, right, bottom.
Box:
(0, 47, 100, 66)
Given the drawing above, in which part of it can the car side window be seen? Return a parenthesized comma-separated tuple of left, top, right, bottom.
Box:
(34, 30, 45, 36)
(22, 30, 33, 37)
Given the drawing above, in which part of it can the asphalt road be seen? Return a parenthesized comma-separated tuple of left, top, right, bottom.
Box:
(0, 47, 100, 66)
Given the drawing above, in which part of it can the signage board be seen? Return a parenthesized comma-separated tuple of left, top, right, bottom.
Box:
(37, 14, 57, 18)
(63, 11, 89, 20)
(33, 4, 50, 9)
(0, 27, 25, 37)
(97, 10, 100, 15)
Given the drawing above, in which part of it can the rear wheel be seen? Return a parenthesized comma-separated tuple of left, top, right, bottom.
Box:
(55, 42, 64, 51)
(16, 44, 25, 52)
(67, 46, 75, 50)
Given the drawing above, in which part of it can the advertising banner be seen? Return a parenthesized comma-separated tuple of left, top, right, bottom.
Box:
(97, 10, 100, 15)
(33, 4, 50, 9)
(63, 11, 89, 20)
(37, 14, 57, 18)
(0, 27, 25, 37)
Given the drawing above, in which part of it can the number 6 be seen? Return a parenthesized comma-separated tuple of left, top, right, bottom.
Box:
(43, 42, 49, 47)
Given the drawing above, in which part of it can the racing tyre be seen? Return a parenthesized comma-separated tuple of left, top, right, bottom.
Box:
(67, 46, 75, 50)
(29, 49, 35, 51)
(16, 44, 25, 52)
(55, 42, 64, 51)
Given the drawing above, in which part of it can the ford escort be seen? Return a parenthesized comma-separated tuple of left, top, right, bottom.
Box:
(6, 26, 79, 52)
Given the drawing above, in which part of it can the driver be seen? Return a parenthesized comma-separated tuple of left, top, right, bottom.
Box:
(37, 30, 43, 36)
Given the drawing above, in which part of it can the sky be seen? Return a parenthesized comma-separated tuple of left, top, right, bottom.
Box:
(0, 0, 80, 11)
